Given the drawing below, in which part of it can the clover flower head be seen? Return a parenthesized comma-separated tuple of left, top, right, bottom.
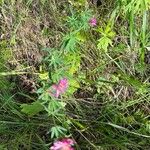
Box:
(50, 138, 75, 150)
(89, 17, 97, 26)
(49, 78, 69, 98)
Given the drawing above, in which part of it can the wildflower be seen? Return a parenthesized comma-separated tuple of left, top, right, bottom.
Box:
(49, 78, 68, 98)
(50, 138, 75, 150)
(89, 17, 97, 26)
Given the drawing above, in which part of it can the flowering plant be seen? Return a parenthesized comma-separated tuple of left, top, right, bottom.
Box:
(89, 17, 97, 26)
(49, 78, 69, 98)
(36, 10, 96, 147)
(50, 138, 75, 150)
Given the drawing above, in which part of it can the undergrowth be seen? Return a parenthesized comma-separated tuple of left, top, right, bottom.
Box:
(0, 0, 150, 150)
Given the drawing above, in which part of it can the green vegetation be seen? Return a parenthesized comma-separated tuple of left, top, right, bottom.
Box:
(0, 0, 150, 149)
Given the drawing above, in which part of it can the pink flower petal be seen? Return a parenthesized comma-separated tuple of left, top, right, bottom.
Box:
(61, 138, 75, 145)
(50, 138, 75, 150)
(49, 78, 69, 98)
(52, 84, 58, 90)
(89, 18, 97, 26)
(59, 78, 68, 85)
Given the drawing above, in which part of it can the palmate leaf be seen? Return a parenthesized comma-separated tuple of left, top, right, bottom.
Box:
(62, 33, 78, 52)
(67, 78, 80, 94)
(39, 72, 49, 80)
(50, 126, 67, 139)
(67, 9, 91, 30)
(20, 101, 44, 116)
(75, 31, 86, 42)
(97, 36, 113, 52)
(46, 99, 66, 116)
(63, 52, 81, 75)
(97, 25, 115, 52)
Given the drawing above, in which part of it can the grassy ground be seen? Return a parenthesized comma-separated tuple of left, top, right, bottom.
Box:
(0, 0, 150, 150)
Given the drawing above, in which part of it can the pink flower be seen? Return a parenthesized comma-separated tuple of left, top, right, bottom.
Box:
(89, 17, 97, 26)
(50, 138, 75, 150)
(49, 78, 68, 98)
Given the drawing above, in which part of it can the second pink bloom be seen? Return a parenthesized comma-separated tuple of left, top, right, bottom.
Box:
(50, 78, 69, 98)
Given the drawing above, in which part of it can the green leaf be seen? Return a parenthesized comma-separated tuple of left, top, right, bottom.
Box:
(97, 36, 113, 52)
(20, 101, 44, 116)
(76, 31, 86, 42)
(39, 72, 49, 80)
(68, 78, 80, 94)
(47, 100, 65, 115)
(50, 126, 67, 139)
